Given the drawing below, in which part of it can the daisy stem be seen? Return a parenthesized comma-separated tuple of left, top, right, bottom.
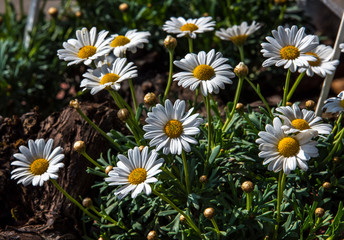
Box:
(238, 45, 245, 62)
(80, 151, 105, 171)
(89, 205, 126, 230)
(246, 192, 253, 211)
(75, 108, 121, 151)
(188, 37, 193, 53)
(239, 111, 259, 134)
(331, 112, 344, 135)
(50, 179, 100, 222)
(210, 218, 221, 240)
(322, 127, 344, 164)
(205, 95, 214, 162)
(286, 72, 306, 102)
(274, 171, 286, 240)
(305, 217, 321, 240)
(152, 189, 203, 238)
(282, 69, 291, 106)
(222, 76, 245, 132)
(128, 79, 138, 113)
(161, 166, 187, 194)
(181, 151, 191, 194)
(163, 49, 174, 103)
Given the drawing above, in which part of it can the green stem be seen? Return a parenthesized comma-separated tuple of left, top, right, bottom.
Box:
(80, 151, 105, 171)
(282, 70, 291, 106)
(161, 166, 187, 194)
(246, 192, 253, 211)
(274, 172, 286, 240)
(76, 108, 121, 150)
(287, 72, 306, 102)
(210, 218, 221, 240)
(331, 112, 343, 135)
(128, 79, 138, 113)
(305, 217, 321, 240)
(205, 95, 213, 165)
(188, 37, 193, 53)
(222, 76, 245, 132)
(238, 45, 245, 62)
(152, 189, 203, 238)
(163, 50, 174, 103)
(240, 111, 259, 134)
(322, 128, 344, 164)
(50, 179, 100, 221)
(181, 151, 191, 194)
(89, 206, 126, 230)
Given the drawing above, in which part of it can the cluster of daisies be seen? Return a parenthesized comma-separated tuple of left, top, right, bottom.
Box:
(10, 16, 344, 201)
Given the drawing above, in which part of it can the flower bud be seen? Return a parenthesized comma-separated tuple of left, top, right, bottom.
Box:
(305, 100, 315, 110)
(119, 3, 129, 12)
(48, 7, 58, 18)
(75, 11, 82, 18)
(203, 207, 215, 219)
(234, 62, 248, 78)
(117, 108, 130, 122)
(274, 0, 287, 4)
(286, 102, 293, 107)
(203, 12, 209, 17)
(199, 175, 207, 184)
(73, 140, 86, 153)
(236, 103, 244, 111)
(323, 182, 331, 190)
(147, 230, 158, 240)
(105, 165, 113, 175)
(164, 35, 177, 51)
(139, 145, 145, 152)
(179, 214, 186, 222)
(144, 92, 157, 106)
(241, 181, 254, 193)
(333, 156, 340, 164)
(69, 99, 80, 109)
(315, 207, 325, 218)
(98, 237, 104, 240)
(82, 197, 93, 208)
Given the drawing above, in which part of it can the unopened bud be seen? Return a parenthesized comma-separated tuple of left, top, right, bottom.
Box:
(147, 230, 158, 240)
(98, 237, 104, 240)
(119, 3, 129, 12)
(286, 102, 293, 107)
(82, 197, 93, 208)
(144, 92, 157, 106)
(69, 99, 80, 109)
(315, 207, 325, 218)
(305, 100, 315, 110)
(75, 11, 82, 18)
(139, 145, 145, 152)
(48, 7, 58, 18)
(105, 165, 113, 175)
(234, 62, 248, 78)
(179, 214, 186, 222)
(164, 35, 177, 51)
(117, 108, 130, 122)
(203, 12, 209, 17)
(199, 175, 207, 184)
(241, 181, 254, 193)
(323, 182, 331, 190)
(203, 207, 215, 219)
(333, 156, 340, 164)
(73, 141, 86, 153)
(274, 0, 287, 4)
(236, 103, 244, 111)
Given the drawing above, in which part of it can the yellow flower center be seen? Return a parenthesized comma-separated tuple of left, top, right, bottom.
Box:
(110, 35, 130, 48)
(164, 119, 183, 138)
(229, 34, 248, 46)
(291, 119, 310, 130)
(100, 73, 120, 85)
(280, 45, 300, 60)
(30, 158, 49, 175)
(180, 23, 199, 32)
(277, 137, 300, 157)
(340, 99, 344, 108)
(78, 46, 97, 59)
(305, 52, 321, 66)
(193, 64, 215, 80)
(128, 168, 147, 185)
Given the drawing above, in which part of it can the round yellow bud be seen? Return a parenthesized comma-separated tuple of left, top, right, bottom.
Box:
(119, 3, 129, 12)
(323, 182, 331, 190)
(286, 102, 293, 107)
(48, 7, 58, 18)
(69, 99, 80, 109)
(117, 108, 130, 122)
(105, 165, 113, 175)
(82, 197, 93, 208)
(164, 35, 177, 51)
(234, 62, 249, 78)
(203, 207, 215, 219)
(333, 156, 340, 164)
(144, 92, 157, 106)
(147, 230, 158, 240)
(98, 237, 104, 240)
(236, 103, 244, 111)
(75, 11, 82, 18)
(199, 175, 208, 184)
(179, 214, 186, 222)
(73, 141, 85, 153)
(139, 145, 145, 152)
(305, 100, 315, 110)
(315, 207, 325, 218)
(241, 181, 254, 193)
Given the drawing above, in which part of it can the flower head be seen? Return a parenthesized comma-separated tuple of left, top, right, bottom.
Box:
(109, 29, 150, 57)
(276, 104, 332, 135)
(163, 17, 215, 39)
(322, 91, 344, 113)
(57, 27, 112, 66)
(256, 118, 319, 174)
(81, 58, 137, 95)
(298, 44, 339, 77)
(11, 139, 65, 186)
(173, 49, 235, 96)
(105, 146, 164, 199)
(261, 25, 318, 72)
(216, 21, 261, 46)
(143, 99, 203, 155)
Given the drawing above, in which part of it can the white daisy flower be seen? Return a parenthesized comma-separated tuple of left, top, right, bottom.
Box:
(105, 146, 164, 199)
(261, 25, 318, 72)
(143, 99, 203, 155)
(256, 118, 319, 174)
(322, 91, 344, 113)
(276, 104, 332, 135)
(298, 44, 339, 77)
(80, 58, 137, 95)
(173, 49, 235, 96)
(163, 16, 216, 39)
(215, 21, 261, 46)
(57, 27, 112, 66)
(109, 29, 150, 57)
(11, 139, 65, 187)
(340, 43, 344, 53)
